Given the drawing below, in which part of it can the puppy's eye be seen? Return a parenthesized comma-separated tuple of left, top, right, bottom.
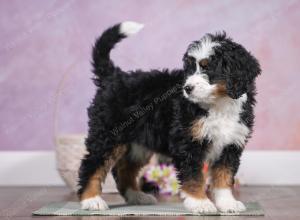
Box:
(199, 58, 209, 68)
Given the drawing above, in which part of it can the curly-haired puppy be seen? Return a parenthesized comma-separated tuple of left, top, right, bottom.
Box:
(78, 21, 261, 213)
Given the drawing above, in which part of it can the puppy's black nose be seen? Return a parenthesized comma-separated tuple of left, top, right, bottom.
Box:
(184, 85, 194, 95)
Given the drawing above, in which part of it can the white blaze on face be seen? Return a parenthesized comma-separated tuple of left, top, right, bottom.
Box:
(187, 35, 220, 61)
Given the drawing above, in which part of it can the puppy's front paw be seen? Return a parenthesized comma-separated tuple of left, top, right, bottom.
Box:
(215, 198, 246, 213)
(213, 188, 246, 213)
(81, 195, 109, 210)
(125, 189, 157, 205)
(184, 197, 217, 213)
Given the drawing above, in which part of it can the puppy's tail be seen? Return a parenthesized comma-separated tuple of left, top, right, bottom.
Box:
(92, 21, 144, 78)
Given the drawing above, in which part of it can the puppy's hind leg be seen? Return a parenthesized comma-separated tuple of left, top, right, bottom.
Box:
(78, 145, 127, 210)
(112, 144, 157, 205)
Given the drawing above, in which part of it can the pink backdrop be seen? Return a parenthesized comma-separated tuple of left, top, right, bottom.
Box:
(1, 0, 299, 151)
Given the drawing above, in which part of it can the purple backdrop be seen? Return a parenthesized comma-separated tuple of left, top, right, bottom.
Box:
(1, 0, 300, 151)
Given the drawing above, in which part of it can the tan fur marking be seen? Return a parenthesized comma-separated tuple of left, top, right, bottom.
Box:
(114, 153, 152, 195)
(190, 119, 204, 141)
(212, 83, 227, 98)
(181, 173, 208, 199)
(81, 145, 127, 200)
(211, 166, 233, 188)
(81, 169, 102, 200)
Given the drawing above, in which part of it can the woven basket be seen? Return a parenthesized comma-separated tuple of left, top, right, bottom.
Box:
(55, 134, 117, 193)
(54, 61, 117, 193)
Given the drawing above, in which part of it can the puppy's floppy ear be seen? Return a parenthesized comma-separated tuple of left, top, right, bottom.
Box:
(222, 43, 261, 99)
(182, 52, 197, 76)
(182, 52, 189, 71)
(183, 52, 194, 71)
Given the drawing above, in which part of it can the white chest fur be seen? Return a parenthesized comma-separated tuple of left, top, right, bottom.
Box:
(193, 94, 249, 163)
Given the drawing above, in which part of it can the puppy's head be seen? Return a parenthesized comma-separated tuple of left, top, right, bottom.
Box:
(182, 32, 261, 105)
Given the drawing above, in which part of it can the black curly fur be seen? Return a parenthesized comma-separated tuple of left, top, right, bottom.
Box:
(78, 23, 261, 198)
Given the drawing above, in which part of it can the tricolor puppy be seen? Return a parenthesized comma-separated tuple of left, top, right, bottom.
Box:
(78, 21, 261, 213)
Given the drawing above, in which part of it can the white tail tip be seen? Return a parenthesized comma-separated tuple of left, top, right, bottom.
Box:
(120, 21, 144, 36)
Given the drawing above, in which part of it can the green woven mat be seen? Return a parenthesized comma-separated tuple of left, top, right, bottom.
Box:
(33, 202, 264, 216)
